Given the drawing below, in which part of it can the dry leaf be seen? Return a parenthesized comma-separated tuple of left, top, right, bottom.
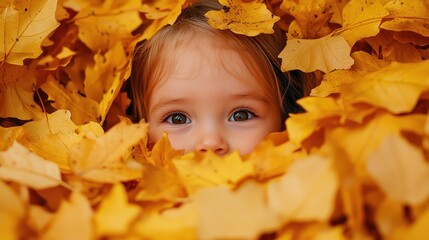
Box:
(336, 0, 389, 46)
(69, 120, 147, 183)
(367, 134, 429, 205)
(41, 76, 99, 125)
(342, 60, 429, 114)
(173, 151, 254, 194)
(0, 141, 62, 189)
(0, 180, 25, 240)
(205, 0, 280, 36)
(41, 191, 93, 240)
(195, 181, 280, 240)
(0, 63, 44, 120)
(19, 110, 84, 172)
(94, 184, 141, 236)
(381, 0, 429, 37)
(279, 35, 354, 73)
(280, 0, 337, 38)
(0, 0, 60, 64)
(267, 155, 338, 222)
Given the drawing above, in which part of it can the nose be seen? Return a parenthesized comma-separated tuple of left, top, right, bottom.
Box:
(195, 126, 229, 155)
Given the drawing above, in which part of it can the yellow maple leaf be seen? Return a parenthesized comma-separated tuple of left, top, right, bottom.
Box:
(94, 184, 141, 237)
(173, 151, 254, 194)
(267, 155, 338, 222)
(335, 0, 389, 46)
(403, 206, 429, 240)
(75, 12, 141, 53)
(64, 0, 142, 20)
(311, 51, 389, 97)
(374, 198, 409, 239)
(205, 0, 280, 36)
(0, 141, 63, 189)
(0, 63, 44, 120)
(41, 76, 99, 125)
(133, 201, 197, 239)
(367, 134, 429, 205)
(69, 120, 147, 183)
(280, 0, 336, 38)
(41, 191, 93, 240)
(19, 110, 85, 172)
(326, 112, 426, 178)
(84, 43, 130, 124)
(0, 180, 25, 240)
(149, 132, 184, 171)
(381, 0, 429, 37)
(246, 140, 298, 180)
(279, 35, 354, 73)
(0, 0, 60, 65)
(0, 126, 23, 151)
(195, 181, 280, 240)
(342, 60, 429, 114)
(140, 0, 186, 40)
(133, 163, 186, 202)
(27, 205, 54, 236)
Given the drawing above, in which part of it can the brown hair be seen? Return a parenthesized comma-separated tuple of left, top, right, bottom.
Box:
(129, 0, 314, 127)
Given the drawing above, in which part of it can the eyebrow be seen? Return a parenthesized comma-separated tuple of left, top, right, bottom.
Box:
(150, 98, 190, 114)
(229, 92, 270, 104)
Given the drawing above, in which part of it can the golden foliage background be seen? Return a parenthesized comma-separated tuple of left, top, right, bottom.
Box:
(1, 0, 429, 239)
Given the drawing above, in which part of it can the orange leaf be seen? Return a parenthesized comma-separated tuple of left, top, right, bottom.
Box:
(205, 0, 280, 36)
(279, 35, 354, 73)
(367, 134, 429, 205)
(0, 0, 60, 65)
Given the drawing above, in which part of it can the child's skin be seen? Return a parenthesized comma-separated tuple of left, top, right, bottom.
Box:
(147, 35, 282, 155)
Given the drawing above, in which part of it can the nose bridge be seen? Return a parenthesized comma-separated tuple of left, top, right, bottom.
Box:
(196, 118, 229, 154)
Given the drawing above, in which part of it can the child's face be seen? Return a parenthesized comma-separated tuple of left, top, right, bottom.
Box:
(147, 39, 282, 155)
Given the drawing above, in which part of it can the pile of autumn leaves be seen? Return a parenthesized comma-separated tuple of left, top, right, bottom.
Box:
(1, 0, 429, 239)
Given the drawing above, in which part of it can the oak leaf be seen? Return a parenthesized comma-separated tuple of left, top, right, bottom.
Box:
(0, 141, 62, 189)
(267, 155, 338, 222)
(336, 0, 389, 46)
(205, 0, 280, 36)
(195, 181, 280, 240)
(69, 120, 148, 183)
(367, 134, 429, 205)
(0, 0, 60, 65)
(279, 35, 354, 73)
(41, 191, 93, 240)
(94, 184, 141, 236)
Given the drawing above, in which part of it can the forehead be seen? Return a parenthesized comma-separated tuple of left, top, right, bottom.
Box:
(157, 33, 268, 90)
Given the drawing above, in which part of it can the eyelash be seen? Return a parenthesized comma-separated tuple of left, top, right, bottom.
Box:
(161, 108, 257, 124)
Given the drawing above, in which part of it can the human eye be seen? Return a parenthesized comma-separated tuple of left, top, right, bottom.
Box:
(228, 109, 256, 122)
(163, 112, 191, 124)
